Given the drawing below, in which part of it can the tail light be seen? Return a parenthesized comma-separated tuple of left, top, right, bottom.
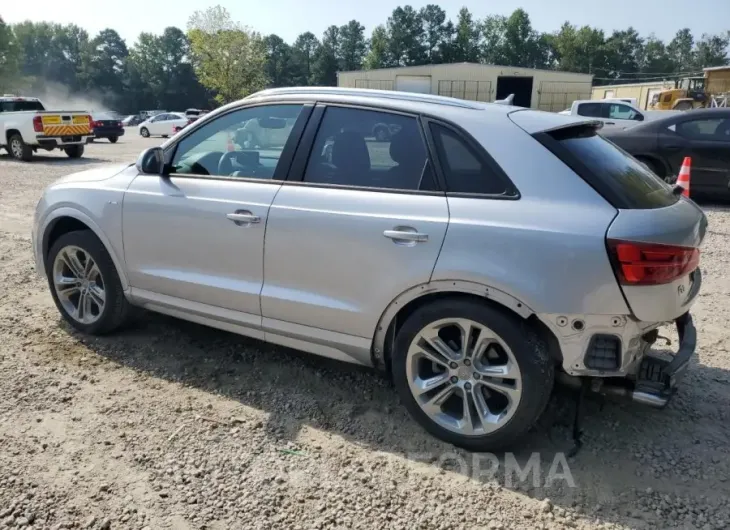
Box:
(117, 122, 122, 128)
(608, 239, 700, 286)
(92, 120, 101, 128)
(33, 116, 43, 132)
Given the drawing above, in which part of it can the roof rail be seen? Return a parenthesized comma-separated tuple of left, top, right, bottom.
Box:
(245, 86, 484, 110)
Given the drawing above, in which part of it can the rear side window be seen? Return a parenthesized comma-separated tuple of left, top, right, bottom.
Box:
(576, 103, 604, 118)
(429, 123, 509, 195)
(542, 126, 678, 209)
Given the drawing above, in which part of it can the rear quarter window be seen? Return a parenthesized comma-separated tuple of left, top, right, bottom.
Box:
(538, 125, 679, 209)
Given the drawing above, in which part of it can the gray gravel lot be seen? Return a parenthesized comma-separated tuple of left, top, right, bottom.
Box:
(1, 133, 729, 530)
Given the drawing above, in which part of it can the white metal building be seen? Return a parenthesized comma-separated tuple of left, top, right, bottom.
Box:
(590, 80, 674, 110)
(337, 63, 594, 112)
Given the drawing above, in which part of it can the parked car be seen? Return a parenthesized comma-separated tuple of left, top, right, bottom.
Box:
(602, 108, 730, 199)
(89, 112, 124, 143)
(122, 114, 144, 127)
(0, 95, 92, 161)
(33, 87, 706, 451)
(173, 114, 205, 134)
(559, 100, 677, 131)
(138, 112, 188, 138)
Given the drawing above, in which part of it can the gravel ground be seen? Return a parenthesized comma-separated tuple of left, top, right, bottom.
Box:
(1, 134, 729, 530)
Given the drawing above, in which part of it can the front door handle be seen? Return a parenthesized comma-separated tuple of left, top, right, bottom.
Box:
(226, 211, 260, 226)
(384, 228, 428, 245)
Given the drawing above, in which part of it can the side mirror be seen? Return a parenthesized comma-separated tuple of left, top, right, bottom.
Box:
(136, 147, 164, 175)
(635, 113, 645, 121)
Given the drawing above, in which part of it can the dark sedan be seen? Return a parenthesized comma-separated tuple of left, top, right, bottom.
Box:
(602, 108, 730, 198)
(89, 113, 125, 143)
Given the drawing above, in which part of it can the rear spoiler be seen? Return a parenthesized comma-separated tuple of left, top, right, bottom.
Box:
(494, 94, 515, 106)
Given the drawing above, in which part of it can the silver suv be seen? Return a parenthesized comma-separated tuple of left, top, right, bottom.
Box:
(33, 87, 706, 450)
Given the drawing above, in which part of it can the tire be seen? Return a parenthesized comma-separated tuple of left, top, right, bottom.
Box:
(8, 133, 33, 161)
(46, 230, 131, 335)
(140, 127, 150, 138)
(65, 145, 84, 159)
(391, 299, 554, 451)
(636, 157, 664, 178)
(109, 136, 118, 144)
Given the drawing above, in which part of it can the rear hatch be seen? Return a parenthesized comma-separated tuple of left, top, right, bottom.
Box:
(531, 120, 708, 322)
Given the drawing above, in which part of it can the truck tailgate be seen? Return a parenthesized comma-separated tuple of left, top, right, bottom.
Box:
(40, 113, 91, 137)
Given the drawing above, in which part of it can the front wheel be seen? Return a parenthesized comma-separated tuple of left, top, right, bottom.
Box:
(65, 145, 84, 158)
(140, 127, 150, 138)
(8, 133, 33, 161)
(391, 299, 554, 451)
(109, 136, 118, 143)
(46, 230, 131, 335)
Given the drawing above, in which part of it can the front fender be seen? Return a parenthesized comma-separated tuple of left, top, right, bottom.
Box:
(37, 206, 129, 291)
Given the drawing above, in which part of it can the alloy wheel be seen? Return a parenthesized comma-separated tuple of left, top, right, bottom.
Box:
(52, 246, 106, 325)
(10, 138, 23, 158)
(405, 318, 523, 436)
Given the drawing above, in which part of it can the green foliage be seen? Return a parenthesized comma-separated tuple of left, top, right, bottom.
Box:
(3, 5, 728, 112)
(187, 5, 267, 104)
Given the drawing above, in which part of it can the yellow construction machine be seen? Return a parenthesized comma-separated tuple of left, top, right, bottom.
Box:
(649, 67, 730, 111)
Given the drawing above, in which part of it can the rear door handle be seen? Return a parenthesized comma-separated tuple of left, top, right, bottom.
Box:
(226, 211, 260, 226)
(383, 228, 428, 244)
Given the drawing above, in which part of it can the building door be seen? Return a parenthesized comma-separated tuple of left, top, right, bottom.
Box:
(396, 75, 432, 94)
(496, 77, 534, 108)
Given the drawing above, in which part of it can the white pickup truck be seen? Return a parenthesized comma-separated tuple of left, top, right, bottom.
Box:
(0, 95, 93, 161)
(558, 100, 678, 131)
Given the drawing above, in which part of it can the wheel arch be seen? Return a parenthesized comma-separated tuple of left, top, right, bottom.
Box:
(371, 280, 563, 372)
(41, 209, 130, 291)
(5, 128, 21, 144)
(634, 154, 668, 178)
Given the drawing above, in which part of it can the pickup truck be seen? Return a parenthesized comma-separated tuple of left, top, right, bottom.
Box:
(0, 95, 93, 161)
(558, 100, 678, 131)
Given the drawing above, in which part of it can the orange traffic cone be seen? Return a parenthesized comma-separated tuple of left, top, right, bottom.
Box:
(676, 157, 691, 198)
(226, 132, 235, 152)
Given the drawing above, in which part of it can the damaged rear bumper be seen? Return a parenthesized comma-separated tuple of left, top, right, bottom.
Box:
(558, 312, 697, 408)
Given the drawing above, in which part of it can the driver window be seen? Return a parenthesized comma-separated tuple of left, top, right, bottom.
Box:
(171, 104, 304, 179)
(608, 104, 635, 120)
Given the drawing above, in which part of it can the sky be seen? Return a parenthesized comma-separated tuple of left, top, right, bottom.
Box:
(3, 0, 729, 46)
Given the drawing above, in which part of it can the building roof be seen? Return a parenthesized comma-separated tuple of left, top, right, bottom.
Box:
(703, 66, 730, 72)
(337, 62, 593, 79)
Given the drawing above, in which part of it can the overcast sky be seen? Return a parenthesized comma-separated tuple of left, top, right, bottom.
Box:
(4, 0, 729, 45)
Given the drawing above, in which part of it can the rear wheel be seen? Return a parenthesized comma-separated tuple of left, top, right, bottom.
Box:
(65, 145, 84, 159)
(391, 299, 554, 451)
(109, 136, 118, 143)
(140, 127, 150, 138)
(9, 134, 32, 161)
(46, 230, 131, 335)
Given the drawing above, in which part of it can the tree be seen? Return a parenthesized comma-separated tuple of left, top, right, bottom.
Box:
(667, 29, 695, 72)
(602, 28, 645, 80)
(451, 7, 480, 63)
(694, 33, 730, 68)
(86, 28, 129, 96)
(552, 23, 607, 75)
(641, 35, 673, 75)
(292, 32, 320, 84)
(419, 5, 447, 63)
(264, 34, 295, 87)
(187, 5, 267, 103)
(364, 25, 390, 70)
(311, 26, 339, 85)
(0, 17, 21, 92)
(386, 6, 425, 66)
(338, 20, 367, 71)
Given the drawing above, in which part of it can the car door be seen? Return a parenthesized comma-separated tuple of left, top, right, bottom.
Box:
(605, 103, 644, 129)
(659, 116, 730, 193)
(260, 104, 449, 356)
(122, 103, 311, 335)
(146, 114, 164, 135)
